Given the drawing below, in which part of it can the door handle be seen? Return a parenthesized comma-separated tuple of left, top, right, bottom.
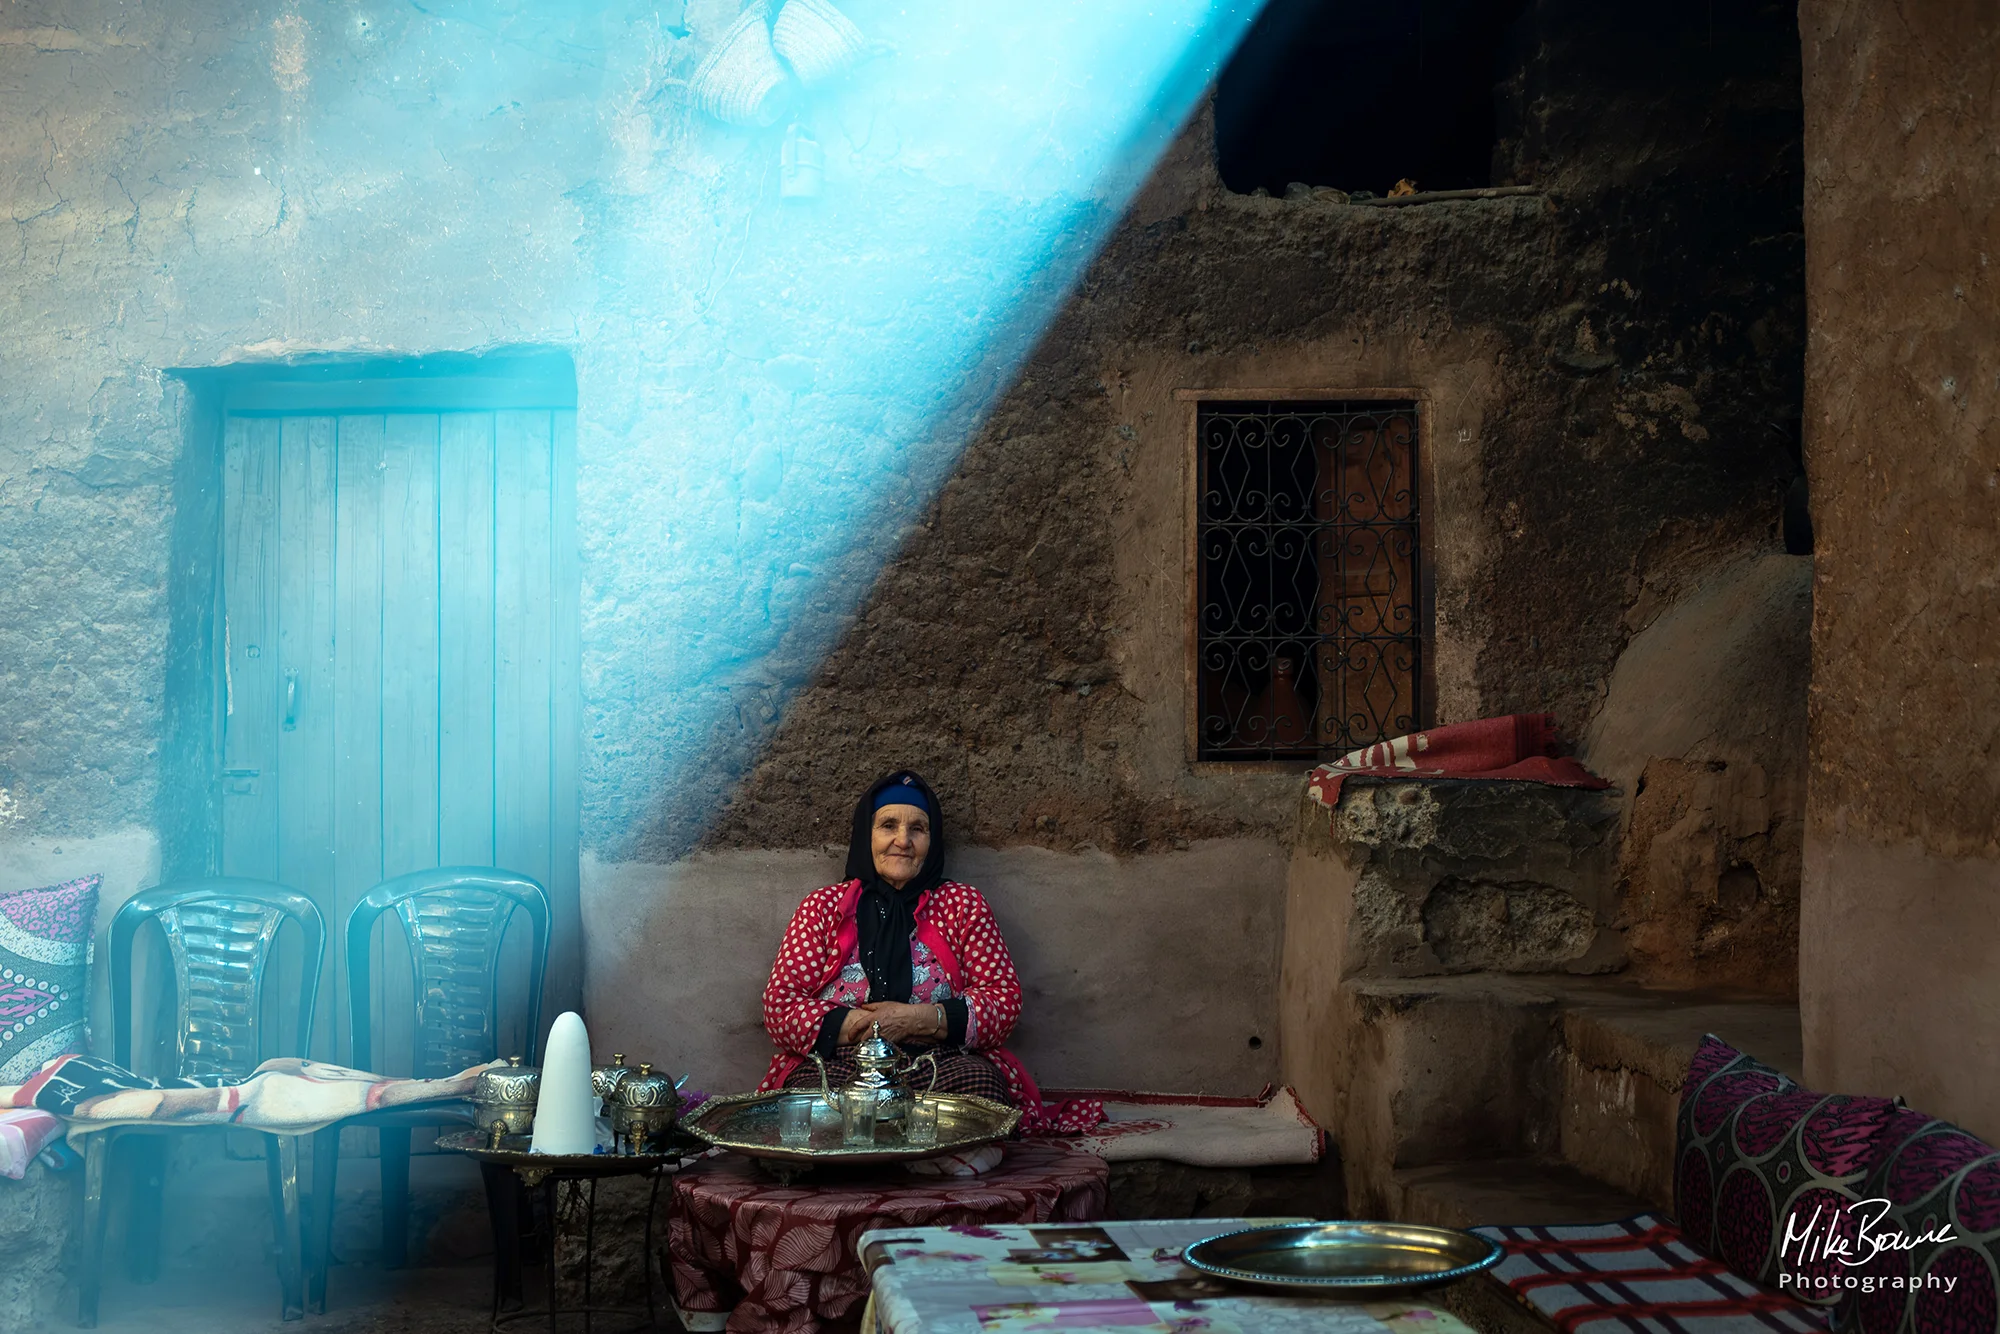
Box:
(283, 672, 300, 731)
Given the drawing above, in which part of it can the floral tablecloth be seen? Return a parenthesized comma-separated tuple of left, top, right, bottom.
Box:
(857, 1218, 1483, 1334)
(667, 1142, 1108, 1333)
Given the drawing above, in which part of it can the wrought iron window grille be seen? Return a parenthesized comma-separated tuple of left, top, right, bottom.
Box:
(1197, 400, 1422, 760)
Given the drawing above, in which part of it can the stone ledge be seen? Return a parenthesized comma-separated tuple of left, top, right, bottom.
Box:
(1105, 1153, 1346, 1222)
(1391, 1157, 1650, 1230)
(1560, 993, 1802, 1090)
(1303, 971, 1801, 1216)
(0, 1154, 78, 1328)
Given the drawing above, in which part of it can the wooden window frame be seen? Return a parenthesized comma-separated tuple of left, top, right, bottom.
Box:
(1176, 387, 1437, 771)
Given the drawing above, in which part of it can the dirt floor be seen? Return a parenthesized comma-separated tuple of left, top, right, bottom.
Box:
(50, 1267, 501, 1334)
(44, 1264, 680, 1334)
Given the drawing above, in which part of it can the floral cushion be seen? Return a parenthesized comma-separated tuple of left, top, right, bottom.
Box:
(1834, 1109, 2000, 1334)
(1676, 1034, 1901, 1303)
(0, 874, 98, 1083)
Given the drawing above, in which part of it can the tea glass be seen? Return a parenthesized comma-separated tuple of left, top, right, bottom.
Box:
(904, 1097, 938, 1147)
(840, 1090, 878, 1147)
(778, 1096, 813, 1148)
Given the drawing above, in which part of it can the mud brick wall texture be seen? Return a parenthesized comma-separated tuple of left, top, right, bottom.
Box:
(1797, 0, 2000, 1142)
(709, 0, 1810, 859)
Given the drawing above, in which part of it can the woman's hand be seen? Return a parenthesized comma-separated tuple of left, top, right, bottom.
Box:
(851, 1002, 945, 1046)
(837, 1007, 878, 1045)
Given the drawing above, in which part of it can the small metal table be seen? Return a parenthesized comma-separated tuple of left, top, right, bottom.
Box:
(439, 1129, 686, 1333)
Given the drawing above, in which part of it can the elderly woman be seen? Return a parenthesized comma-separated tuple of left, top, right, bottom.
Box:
(757, 771, 1100, 1133)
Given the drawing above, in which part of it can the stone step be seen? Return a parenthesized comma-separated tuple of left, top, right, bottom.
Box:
(1298, 971, 1799, 1217)
(1557, 990, 1800, 1208)
(1318, 973, 1573, 1216)
(1390, 1158, 1652, 1230)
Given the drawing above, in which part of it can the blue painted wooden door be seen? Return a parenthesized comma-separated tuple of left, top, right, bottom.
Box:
(218, 400, 579, 1069)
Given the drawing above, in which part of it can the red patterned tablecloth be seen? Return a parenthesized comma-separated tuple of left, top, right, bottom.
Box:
(667, 1142, 1109, 1333)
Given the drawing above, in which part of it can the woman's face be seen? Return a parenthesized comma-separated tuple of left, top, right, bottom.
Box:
(871, 803, 932, 889)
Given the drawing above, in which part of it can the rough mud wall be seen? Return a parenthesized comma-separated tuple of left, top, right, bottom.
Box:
(709, 0, 1808, 856)
(1798, 0, 2000, 1139)
(0, 347, 179, 835)
(1470, 0, 1808, 728)
(1584, 554, 1811, 994)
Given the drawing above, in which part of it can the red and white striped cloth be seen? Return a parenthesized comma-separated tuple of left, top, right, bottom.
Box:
(1471, 1214, 1827, 1334)
(0, 1107, 63, 1179)
(1307, 713, 1608, 812)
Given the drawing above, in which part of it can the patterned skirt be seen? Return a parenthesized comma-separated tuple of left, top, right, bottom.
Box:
(781, 1046, 1014, 1105)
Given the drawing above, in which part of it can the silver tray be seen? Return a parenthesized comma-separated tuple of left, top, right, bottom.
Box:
(1184, 1221, 1503, 1294)
(682, 1089, 1020, 1168)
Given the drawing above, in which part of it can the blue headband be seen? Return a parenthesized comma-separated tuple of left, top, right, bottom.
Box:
(873, 777, 931, 817)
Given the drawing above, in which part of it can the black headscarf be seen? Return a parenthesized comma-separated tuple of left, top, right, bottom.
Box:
(845, 770, 946, 1006)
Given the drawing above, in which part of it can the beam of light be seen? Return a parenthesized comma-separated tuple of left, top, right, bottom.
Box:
(581, 0, 1265, 857)
(261, 0, 1260, 857)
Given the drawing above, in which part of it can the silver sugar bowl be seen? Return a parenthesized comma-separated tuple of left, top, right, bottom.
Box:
(592, 1053, 637, 1104)
(612, 1062, 681, 1154)
(471, 1055, 541, 1138)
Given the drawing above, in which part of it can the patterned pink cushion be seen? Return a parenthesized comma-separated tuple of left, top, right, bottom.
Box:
(1835, 1109, 2000, 1334)
(0, 874, 98, 1083)
(1676, 1034, 1900, 1304)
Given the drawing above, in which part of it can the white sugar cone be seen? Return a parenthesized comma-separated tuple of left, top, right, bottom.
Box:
(530, 1011, 596, 1155)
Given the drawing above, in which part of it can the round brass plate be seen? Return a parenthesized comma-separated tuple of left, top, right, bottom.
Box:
(1183, 1221, 1503, 1294)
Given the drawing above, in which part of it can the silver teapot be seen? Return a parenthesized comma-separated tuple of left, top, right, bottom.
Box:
(471, 1055, 541, 1138)
(809, 1022, 939, 1123)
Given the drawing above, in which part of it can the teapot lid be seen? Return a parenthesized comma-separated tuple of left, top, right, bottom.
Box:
(855, 1021, 897, 1064)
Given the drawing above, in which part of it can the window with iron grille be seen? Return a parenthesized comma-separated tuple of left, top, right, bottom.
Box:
(1196, 400, 1422, 760)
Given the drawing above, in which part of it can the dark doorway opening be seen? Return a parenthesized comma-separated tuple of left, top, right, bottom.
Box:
(1216, 0, 1532, 197)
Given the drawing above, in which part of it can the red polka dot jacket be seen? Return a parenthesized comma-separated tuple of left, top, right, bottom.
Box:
(757, 878, 1102, 1134)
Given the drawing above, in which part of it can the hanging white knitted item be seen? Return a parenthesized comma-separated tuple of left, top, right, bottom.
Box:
(771, 0, 869, 91)
(690, 2, 791, 127)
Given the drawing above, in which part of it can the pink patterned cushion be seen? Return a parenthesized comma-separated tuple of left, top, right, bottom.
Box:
(1676, 1034, 1900, 1304)
(1835, 1110, 2000, 1334)
(0, 874, 98, 1083)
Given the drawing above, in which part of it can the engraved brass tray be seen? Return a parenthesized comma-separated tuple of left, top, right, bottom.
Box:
(681, 1090, 1020, 1167)
(1184, 1221, 1503, 1294)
